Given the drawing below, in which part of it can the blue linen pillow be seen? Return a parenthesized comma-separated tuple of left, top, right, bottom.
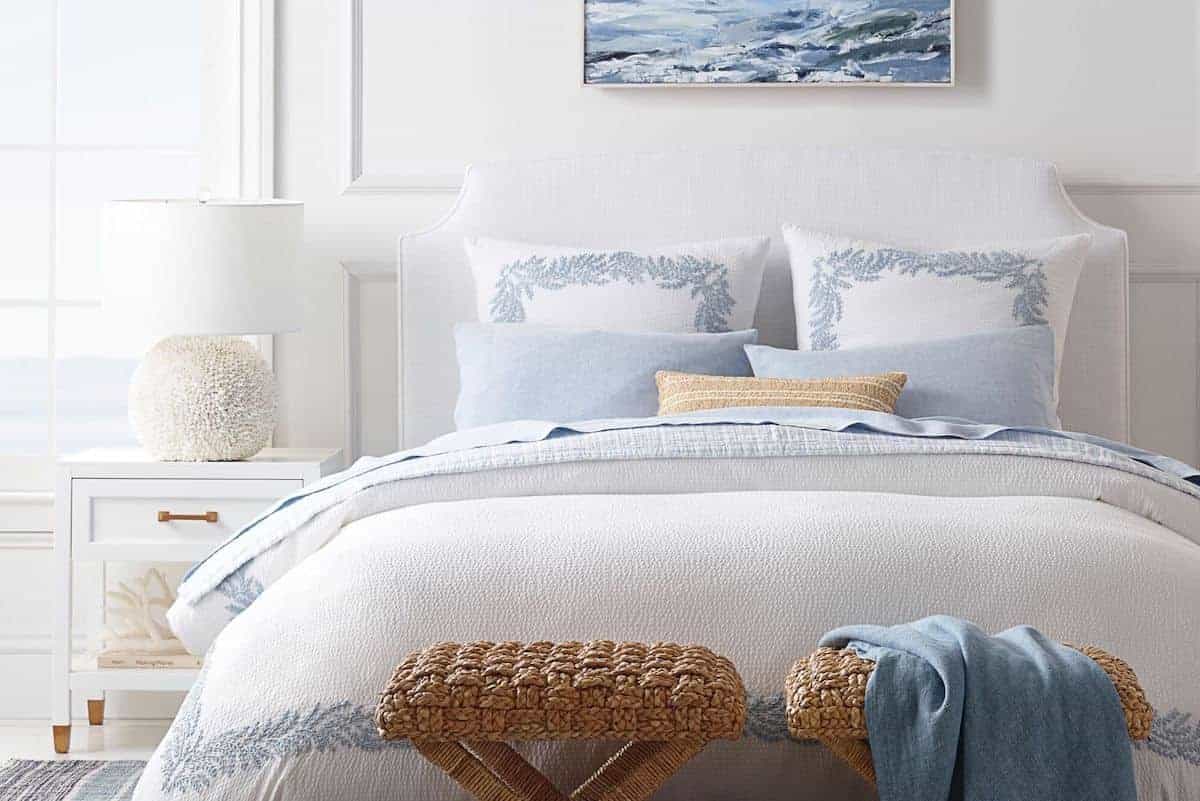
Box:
(745, 326, 1058, 428)
(454, 324, 758, 430)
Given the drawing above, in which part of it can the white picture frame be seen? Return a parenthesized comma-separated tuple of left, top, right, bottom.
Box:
(582, 0, 956, 88)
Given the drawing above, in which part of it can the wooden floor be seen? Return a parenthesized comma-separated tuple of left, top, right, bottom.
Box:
(0, 720, 168, 762)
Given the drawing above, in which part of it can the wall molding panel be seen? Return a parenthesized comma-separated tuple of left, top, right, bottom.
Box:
(0, 532, 52, 550)
(1128, 270, 1200, 468)
(1065, 182, 1200, 196)
(0, 635, 89, 657)
(340, 0, 364, 193)
(0, 492, 53, 541)
(340, 1, 1200, 197)
(340, 0, 461, 195)
(342, 262, 399, 463)
(1128, 266, 1200, 279)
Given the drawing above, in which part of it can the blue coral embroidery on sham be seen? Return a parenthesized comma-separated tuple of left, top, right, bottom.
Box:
(808, 247, 1049, 351)
(489, 251, 736, 333)
(158, 665, 405, 795)
(1136, 708, 1200, 766)
(213, 565, 264, 616)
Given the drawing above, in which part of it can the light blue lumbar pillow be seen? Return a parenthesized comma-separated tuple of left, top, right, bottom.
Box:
(454, 324, 758, 430)
(745, 326, 1058, 428)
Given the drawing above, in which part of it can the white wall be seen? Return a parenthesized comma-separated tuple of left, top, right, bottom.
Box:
(353, 1, 1198, 185)
(275, 0, 1200, 469)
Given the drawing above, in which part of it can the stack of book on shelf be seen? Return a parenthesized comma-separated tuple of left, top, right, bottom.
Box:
(96, 649, 202, 669)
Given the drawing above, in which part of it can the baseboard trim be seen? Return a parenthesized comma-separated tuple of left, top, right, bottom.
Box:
(0, 637, 89, 656)
(0, 532, 53, 550)
(0, 492, 53, 544)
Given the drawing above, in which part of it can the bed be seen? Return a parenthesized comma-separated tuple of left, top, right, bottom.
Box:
(135, 148, 1200, 801)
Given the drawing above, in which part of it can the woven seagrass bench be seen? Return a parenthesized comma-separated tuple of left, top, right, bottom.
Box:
(376, 640, 746, 801)
(785, 643, 1155, 785)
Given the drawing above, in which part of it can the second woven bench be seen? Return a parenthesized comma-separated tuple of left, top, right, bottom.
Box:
(376, 640, 746, 801)
(785, 642, 1155, 785)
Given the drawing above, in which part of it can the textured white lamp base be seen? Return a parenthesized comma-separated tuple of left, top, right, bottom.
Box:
(129, 336, 279, 461)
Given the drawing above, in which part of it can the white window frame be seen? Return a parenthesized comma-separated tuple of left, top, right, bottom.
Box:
(204, 0, 278, 366)
(0, 0, 277, 527)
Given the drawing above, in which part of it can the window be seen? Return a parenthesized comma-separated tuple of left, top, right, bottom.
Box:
(0, 0, 203, 491)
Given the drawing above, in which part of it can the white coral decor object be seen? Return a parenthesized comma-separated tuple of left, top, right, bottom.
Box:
(99, 568, 181, 652)
(130, 336, 278, 461)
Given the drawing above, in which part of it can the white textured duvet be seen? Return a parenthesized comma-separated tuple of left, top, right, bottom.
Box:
(137, 415, 1200, 801)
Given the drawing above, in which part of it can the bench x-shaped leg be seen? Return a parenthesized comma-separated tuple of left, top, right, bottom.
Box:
(412, 738, 707, 801)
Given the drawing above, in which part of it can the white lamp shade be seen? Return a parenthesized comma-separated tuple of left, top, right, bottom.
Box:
(102, 199, 304, 336)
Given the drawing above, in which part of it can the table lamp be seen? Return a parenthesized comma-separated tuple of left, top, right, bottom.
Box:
(102, 199, 303, 461)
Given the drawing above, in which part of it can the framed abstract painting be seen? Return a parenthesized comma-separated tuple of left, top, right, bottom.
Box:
(583, 0, 954, 86)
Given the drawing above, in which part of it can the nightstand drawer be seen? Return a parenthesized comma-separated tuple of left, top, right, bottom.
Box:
(71, 478, 301, 553)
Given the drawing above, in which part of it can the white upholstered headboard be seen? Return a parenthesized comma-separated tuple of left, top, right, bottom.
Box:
(398, 147, 1129, 448)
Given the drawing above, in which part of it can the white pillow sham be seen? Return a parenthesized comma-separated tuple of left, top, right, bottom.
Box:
(782, 226, 1091, 389)
(465, 236, 770, 333)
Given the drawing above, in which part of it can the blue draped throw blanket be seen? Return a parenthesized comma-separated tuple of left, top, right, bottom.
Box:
(819, 616, 1137, 801)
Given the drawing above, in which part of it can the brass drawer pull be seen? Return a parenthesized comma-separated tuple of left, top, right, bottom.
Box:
(157, 510, 219, 523)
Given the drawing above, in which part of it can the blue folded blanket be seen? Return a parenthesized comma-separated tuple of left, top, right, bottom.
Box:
(819, 616, 1136, 801)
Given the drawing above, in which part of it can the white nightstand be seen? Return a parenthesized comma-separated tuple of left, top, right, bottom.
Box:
(51, 447, 342, 753)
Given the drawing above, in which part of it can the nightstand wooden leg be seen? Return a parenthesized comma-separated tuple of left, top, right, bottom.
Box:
(87, 697, 105, 726)
(52, 725, 71, 754)
(52, 469, 74, 755)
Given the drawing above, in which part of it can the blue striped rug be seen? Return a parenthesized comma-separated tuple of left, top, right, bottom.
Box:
(0, 760, 143, 801)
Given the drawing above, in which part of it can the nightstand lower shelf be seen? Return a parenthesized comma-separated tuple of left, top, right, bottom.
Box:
(52, 665, 202, 755)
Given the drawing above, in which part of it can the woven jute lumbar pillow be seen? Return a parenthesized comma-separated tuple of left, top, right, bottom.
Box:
(656, 370, 907, 415)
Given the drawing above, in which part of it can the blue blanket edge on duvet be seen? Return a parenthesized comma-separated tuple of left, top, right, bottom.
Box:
(183, 407, 1200, 584)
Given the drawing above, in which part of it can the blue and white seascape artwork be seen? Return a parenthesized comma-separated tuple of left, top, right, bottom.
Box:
(584, 0, 953, 85)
